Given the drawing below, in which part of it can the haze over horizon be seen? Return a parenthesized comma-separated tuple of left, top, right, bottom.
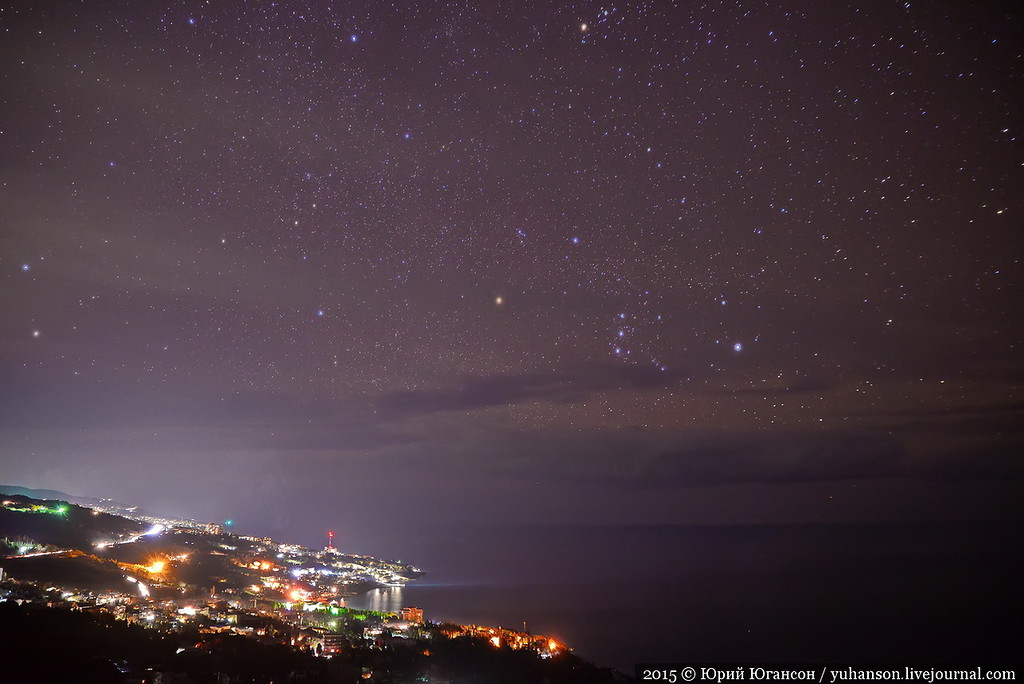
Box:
(2, 0, 1022, 564)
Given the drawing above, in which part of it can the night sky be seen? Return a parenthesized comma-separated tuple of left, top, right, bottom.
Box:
(1, 1, 1022, 555)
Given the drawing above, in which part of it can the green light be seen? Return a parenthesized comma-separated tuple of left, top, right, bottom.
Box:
(4, 503, 70, 515)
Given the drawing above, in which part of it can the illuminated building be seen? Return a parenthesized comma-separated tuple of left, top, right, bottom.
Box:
(400, 606, 424, 623)
(321, 633, 347, 656)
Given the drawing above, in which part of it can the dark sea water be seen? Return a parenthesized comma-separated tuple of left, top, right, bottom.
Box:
(347, 522, 1023, 672)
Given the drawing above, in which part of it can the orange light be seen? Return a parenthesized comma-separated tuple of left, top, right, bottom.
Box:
(490, 636, 500, 647)
(146, 560, 166, 574)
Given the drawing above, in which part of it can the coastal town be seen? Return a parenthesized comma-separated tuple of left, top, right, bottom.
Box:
(0, 491, 606, 683)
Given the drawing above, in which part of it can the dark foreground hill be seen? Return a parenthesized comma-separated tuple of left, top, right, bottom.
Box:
(0, 494, 146, 550)
(0, 483, 146, 514)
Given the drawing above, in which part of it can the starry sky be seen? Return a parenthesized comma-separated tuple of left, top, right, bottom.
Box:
(1, 0, 1022, 552)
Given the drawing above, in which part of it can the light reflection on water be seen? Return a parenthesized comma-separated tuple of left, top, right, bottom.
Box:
(346, 586, 404, 613)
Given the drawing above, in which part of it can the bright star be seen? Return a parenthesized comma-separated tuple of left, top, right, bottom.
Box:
(733, 342, 743, 352)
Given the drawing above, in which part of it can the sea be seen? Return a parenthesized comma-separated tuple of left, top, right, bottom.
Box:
(345, 522, 1022, 673)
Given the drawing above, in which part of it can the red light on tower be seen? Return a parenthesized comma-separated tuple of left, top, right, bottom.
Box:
(327, 530, 335, 549)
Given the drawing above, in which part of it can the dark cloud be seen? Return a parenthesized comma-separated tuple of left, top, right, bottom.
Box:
(838, 399, 1024, 436)
(375, 364, 682, 416)
(368, 423, 1024, 489)
(726, 374, 844, 397)
(842, 398, 1024, 421)
(635, 430, 907, 485)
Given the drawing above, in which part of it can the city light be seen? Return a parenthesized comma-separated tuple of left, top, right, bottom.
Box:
(2, 495, 574, 671)
(125, 576, 150, 597)
(2, 500, 71, 515)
